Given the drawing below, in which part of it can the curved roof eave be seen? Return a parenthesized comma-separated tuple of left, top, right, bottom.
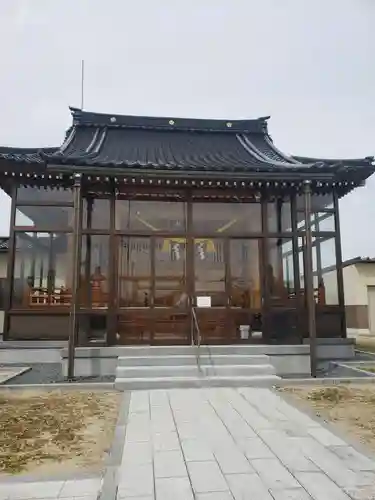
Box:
(293, 154, 374, 167)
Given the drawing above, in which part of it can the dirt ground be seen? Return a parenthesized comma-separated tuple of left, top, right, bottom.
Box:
(0, 390, 121, 477)
(279, 384, 375, 454)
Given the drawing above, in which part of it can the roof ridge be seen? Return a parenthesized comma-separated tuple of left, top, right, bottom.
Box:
(69, 106, 269, 134)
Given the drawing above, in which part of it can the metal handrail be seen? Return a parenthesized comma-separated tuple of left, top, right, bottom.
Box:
(191, 306, 201, 347)
(191, 306, 202, 368)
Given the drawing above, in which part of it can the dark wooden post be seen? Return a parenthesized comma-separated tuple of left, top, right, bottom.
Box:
(107, 185, 117, 345)
(3, 184, 17, 339)
(333, 189, 346, 338)
(261, 193, 270, 342)
(67, 173, 82, 381)
(186, 194, 194, 345)
(303, 180, 317, 377)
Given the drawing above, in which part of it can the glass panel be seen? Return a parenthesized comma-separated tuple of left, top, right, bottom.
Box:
(312, 213, 335, 232)
(117, 237, 151, 307)
(315, 237, 338, 305)
(298, 236, 338, 305)
(194, 238, 226, 306)
(268, 198, 292, 232)
(268, 238, 296, 301)
(15, 206, 74, 230)
(12, 232, 73, 307)
(83, 198, 110, 230)
(296, 193, 335, 232)
(192, 202, 261, 234)
(79, 235, 110, 308)
(115, 200, 186, 232)
(155, 237, 186, 307)
(17, 186, 73, 204)
(230, 239, 261, 309)
(296, 193, 333, 213)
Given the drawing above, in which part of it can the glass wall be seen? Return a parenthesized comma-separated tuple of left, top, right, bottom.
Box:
(83, 197, 110, 230)
(117, 236, 151, 307)
(155, 237, 186, 307)
(12, 232, 73, 307)
(268, 197, 292, 233)
(11, 186, 75, 310)
(15, 206, 74, 230)
(79, 235, 110, 308)
(16, 186, 73, 204)
(9, 188, 343, 342)
(229, 239, 261, 309)
(115, 200, 186, 232)
(192, 202, 261, 234)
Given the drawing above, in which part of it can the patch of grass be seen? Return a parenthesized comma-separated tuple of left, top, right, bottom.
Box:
(0, 390, 119, 474)
(355, 337, 375, 353)
(357, 366, 375, 373)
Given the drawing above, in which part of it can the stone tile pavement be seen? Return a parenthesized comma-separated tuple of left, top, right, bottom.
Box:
(117, 387, 375, 500)
(0, 477, 102, 500)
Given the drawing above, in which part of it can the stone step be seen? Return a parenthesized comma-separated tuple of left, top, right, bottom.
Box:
(117, 354, 270, 367)
(114, 374, 280, 390)
(115, 363, 276, 378)
(113, 345, 308, 357)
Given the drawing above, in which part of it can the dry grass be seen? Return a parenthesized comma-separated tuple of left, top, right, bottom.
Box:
(358, 366, 375, 374)
(279, 384, 375, 453)
(355, 336, 375, 353)
(0, 390, 121, 476)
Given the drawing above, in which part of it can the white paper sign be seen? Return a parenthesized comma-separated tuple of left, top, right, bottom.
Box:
(197, 296, 211, 308)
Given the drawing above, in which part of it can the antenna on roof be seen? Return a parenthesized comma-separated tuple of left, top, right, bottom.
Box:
(80, 60, 85, 110)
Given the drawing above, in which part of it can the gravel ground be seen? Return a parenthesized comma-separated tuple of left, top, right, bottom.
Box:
(0, 363, 115, 384)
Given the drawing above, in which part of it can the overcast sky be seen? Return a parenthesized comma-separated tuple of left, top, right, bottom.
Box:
(0, 0, 374, 259)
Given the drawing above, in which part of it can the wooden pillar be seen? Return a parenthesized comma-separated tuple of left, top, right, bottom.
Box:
(186, 194, 194, 344)
(85, 197, 93, 307)
(3, 184, 17, 339)
(334, 189, 346, 338)
(107, 186, 117, 345)
(303, 180, 317, 377)
(67, 173, 82, 380)
(261, 193, 270, 342)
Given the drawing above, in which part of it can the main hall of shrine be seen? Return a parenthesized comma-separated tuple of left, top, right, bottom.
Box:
(0, 107, 373, 345)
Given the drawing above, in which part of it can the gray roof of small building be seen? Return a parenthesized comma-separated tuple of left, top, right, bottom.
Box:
(342, 256, 375, 267)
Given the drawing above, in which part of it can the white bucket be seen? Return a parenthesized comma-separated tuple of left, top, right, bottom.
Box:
(239, 325, 250, 340)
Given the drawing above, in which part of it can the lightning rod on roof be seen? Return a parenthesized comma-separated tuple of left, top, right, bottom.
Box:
(81, 59, 85, 110)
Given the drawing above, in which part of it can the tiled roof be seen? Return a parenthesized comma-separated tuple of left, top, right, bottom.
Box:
(0, 237, 9, 252)
(0, 147, 57, 164)
(293, 155, 374, 167)
(0, 107, 373, 175)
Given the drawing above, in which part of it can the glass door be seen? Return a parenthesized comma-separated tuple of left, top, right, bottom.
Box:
(116, 236, 153, 344)
(193, 238, 230, 343)
(153, 237, 190, 344)
(116, 235, 190, 344)
(229, 239, 263, 342)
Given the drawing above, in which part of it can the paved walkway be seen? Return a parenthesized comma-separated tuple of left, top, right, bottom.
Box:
(1, 387, 375, 500)
(118, 387, 375, 500)
(0, 477, 101, 500)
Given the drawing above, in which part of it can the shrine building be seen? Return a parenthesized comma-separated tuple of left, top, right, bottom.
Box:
(0, 107, 373, 346)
